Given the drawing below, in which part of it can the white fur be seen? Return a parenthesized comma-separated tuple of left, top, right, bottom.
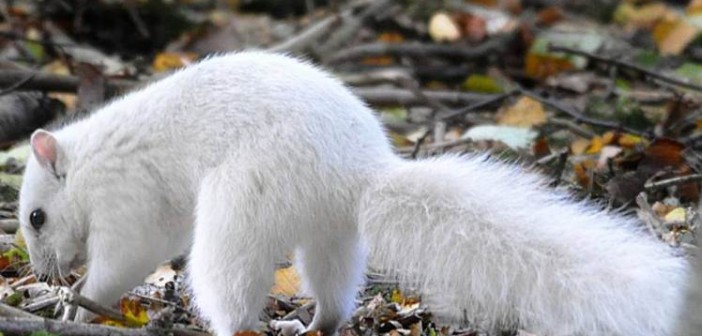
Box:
(18, 52, 687, 335)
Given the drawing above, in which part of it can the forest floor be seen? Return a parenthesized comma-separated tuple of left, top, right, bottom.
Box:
(1, 0, 702, 335)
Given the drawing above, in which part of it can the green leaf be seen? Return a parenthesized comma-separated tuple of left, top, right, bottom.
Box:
(675, 62, 702, 85)
(462, 74, 503, 93)
(3, 291, 23, 306)
(3, 247, 29, 263)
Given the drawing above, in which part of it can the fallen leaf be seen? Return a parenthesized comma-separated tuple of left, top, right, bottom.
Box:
(536, 6, 564, 26)
(455, 13, 487, 42)
(462, 125, 537, 149)
(574, 159, 595, 187)
(119, 297, 149, 327)
(462, 74, 503, 93)
(689, 0, 702, 15)
(664, 207, 686, 224)
(617, 134, 642, 148)
(497, 96, 546, 127)
(653, 18, 698, 55)
(152, 52, 198, 72)
(614, 2, 668, 29)
(525, 50, 574, 79)
(271, 266, 300, 296)
(571, 138, 590, 155)
(390, 288, 404, 303)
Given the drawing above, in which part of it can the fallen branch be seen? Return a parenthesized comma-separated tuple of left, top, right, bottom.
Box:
(0, 69, 134, 94)
(267, 14, 342, 53)
(0, 317, 207, 336)
(549, 44, 702, 93)
(0, 92, 65, 147)
(351, 87, 498, 107)
(436, 91, 514, 121)
(0, 302, 40, 319)
(316, 0, 395, 56)
(0, 69, 495, 108)
(327, 34, 514, 64)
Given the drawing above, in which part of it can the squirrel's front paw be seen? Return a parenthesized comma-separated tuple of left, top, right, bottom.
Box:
(270, 320, 306, 336)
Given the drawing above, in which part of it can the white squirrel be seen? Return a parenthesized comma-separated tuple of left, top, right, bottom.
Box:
(18, 52, 688, 336)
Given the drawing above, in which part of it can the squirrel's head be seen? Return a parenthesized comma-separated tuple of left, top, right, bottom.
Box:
(19, 129, 87, 282)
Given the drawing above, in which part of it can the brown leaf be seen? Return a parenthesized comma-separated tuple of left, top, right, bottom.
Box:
(639, 138, 685, 172)
(532, 137, 551, 158)
(525, 53, 574, 79)
(536, 6, 564, 26)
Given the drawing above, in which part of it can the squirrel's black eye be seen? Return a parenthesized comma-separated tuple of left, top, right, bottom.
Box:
(29, 209, 46, 230)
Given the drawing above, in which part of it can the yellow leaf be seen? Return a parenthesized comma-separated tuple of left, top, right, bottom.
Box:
(618, 133, 645, 148)
(664, 207, 686, 224)
(688, 0, 702, 14)
(570, 138, 590, 155)
(586, 136, 604, 154)
(152, 52, 198, 72)
(390, 288, 404, 303)
(654, 18, 699, 55)
(614, 2, 668, 29)
(120, 297, 149, 327)
(497, 96, 546, 128)
(271, 266, 300, 296)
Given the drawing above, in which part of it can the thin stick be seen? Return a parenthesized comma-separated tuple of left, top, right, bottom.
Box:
(410, 129, 432, 159)
(0, 70, 38, 96)
(644, 174, 702, 191)
(521, 89, 648, 137)
(549, 44, 702, 92)
(58, 288, 127, 324)
(436, 91, 513, 121)
(267, 14, 342, 53)
(0, 69, 497, 108)
(0, 317, 209, 336)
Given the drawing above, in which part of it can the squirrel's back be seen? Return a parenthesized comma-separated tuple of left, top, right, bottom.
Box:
(54, 52, 395, 203)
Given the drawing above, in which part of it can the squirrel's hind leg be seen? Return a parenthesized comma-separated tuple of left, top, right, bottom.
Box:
(189, 165, 284, 336)
(295, 232, 367, 335)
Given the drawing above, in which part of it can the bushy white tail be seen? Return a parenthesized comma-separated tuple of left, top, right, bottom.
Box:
(359, 155, 687, 335)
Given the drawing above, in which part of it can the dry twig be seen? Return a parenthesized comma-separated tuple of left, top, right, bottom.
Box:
(328, 34, 514, 64)
(549, 44, 702, 93)
(644, 174, 702, 191)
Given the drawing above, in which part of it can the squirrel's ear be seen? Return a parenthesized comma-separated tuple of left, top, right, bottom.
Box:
(30, 129, 61, 173)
